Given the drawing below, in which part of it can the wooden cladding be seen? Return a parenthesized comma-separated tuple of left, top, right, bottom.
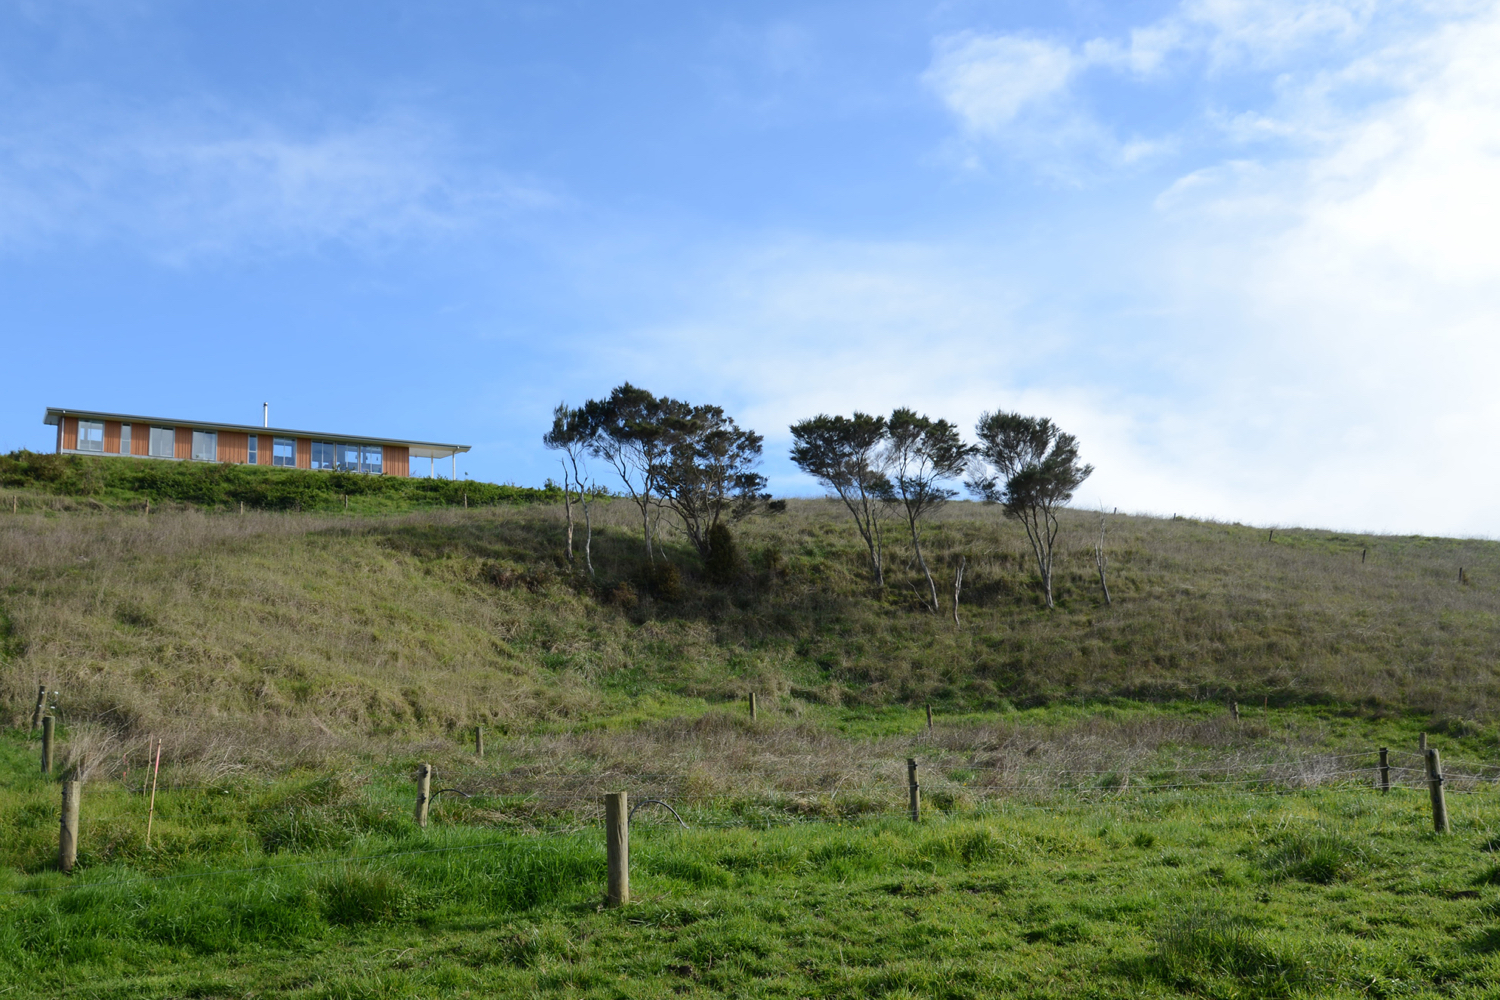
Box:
(218, 432, 248, 465)
(54, 415, 420, 476)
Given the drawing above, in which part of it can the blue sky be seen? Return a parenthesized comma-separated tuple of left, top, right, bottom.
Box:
(2, 1, 1497, 535)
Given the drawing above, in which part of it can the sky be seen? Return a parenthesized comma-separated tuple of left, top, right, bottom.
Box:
(1, 0, 1497, 536)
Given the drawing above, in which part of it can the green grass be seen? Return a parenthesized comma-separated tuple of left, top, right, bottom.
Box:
(0, 449, 562, 513)
(4, 726, 1500, 998)
(2, 492, 1498, 746)
(2, 484, 1499, 993)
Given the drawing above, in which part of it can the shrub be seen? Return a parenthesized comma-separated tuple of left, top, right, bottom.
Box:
(704, 522, 739, 583)
(642, 561, 683, 602)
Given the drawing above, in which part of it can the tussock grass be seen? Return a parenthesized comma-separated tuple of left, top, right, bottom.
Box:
(2, 497, 1497, 767)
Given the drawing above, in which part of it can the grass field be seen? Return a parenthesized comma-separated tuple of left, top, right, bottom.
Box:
(5, 723, 1500, 999)
(3, 475, 1500, 996)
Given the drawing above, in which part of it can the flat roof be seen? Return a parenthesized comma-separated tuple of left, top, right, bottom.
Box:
(45, 407, 471, 461)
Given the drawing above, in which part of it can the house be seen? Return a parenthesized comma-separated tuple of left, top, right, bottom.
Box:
(44, 407, 470, 478)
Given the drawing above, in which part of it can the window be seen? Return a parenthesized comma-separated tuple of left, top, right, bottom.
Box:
(337, 443, 361, 472)
(247, 434, 257, 465)
(310, 441, 336, 471)
(361, 445, 383, 475)
(192, 430, 217, 462)
(76, 420, 104, 452)
(119, 424, 132, 456)
(272, 437, 296, 467)
(149, 427, 176, 458)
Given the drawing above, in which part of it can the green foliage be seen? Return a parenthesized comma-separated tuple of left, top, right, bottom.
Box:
(704, 521, 739, 582)
(641, 559, 684, 601)
(0, 450, 561, 512)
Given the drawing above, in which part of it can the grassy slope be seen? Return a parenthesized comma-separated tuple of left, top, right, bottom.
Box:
(0, 450, 561, 513)
(4, 727, 1500, 999)
(4, 498, 1500, 996)
(1, 496, 1497, 745)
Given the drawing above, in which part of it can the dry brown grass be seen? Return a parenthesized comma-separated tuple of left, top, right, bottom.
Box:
(1, 498, 1497, 779)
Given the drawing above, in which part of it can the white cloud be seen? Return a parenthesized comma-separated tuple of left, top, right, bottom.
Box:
(612, 4, 1500, 536)
(0, 100, 556, 259)
(922, 33, 1076, 134)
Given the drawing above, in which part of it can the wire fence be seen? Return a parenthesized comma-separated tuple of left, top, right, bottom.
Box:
(11, 743, 1493, 898)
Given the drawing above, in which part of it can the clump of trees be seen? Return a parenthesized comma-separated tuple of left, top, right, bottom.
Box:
(544, 383, 774, 580)
(544, 386, 1097, 612)
(791, 406, 1094, 612)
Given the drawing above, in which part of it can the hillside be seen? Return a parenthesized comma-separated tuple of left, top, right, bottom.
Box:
(0, 449, 560, 513)
(2, 487, 1497, 754)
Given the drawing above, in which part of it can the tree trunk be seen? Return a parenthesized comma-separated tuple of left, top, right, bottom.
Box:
(952, 555, 965, 626)
(908, 515, 940, 613)
(582, 490, 595, 577)
(1095, 510, 1111, 606)
(560, 459, 575, 566)
(1019, 508, 1053, 610)
(640, 497, 654, 562)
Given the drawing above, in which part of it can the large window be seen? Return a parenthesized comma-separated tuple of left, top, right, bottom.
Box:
(149, 427, 176, 458)
(119, 424, 132, 456)
(272, 437, 296, 467)
(192, 430, 217, 462)
(361, 445, 383, 475)
(337, 443, 361, 472)
(247, 434, 257, 465)
(76, 420, 104, 452)
(310, 441, 336, 471)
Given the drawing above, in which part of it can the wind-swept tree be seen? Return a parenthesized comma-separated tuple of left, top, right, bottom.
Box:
(543, 402, 598, 576)
(658, 403, 769, 562)
(967, 411, 1093, 609)
(883, 408, 973, 613)
(580, 383, 687, 562)
(789, 412, 891, 588)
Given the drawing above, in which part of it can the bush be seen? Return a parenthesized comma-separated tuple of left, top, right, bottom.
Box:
(704, 522, 739, 583)
(642, 560, 683, 602)
(0, 450, 562, 512)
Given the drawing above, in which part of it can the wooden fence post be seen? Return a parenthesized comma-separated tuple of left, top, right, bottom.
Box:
(748, 692, 757, 721)
(475, 726, 485, 758)
(1378, 747, 1389, 794)
(926, 704, 933, 731)
(30, 684, 46, 732)
(1427, 748, 1448, 834)
(907, 758, 920, 822)
(1419, 732, 1427, 751)
(1231, 701, 1239, 722)
(59, 780, 80, 873)
(41, 717, 53, 775)
(605, 791, 629, 907)
(415, 764, 432, 828)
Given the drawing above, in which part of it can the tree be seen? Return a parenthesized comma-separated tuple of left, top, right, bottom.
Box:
(967, 411, 1093, 609)
(883, 408, 973, 613)
(789, 412, 891, 588)
(657, 403, 769, 562)
(580, 383, 686, 563)
(543, 403, 598, 576)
